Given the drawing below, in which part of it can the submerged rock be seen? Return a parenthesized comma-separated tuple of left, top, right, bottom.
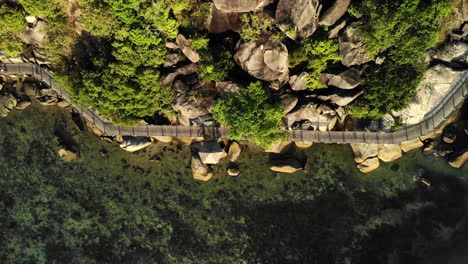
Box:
(378, 144, 403, 163)
(192, 155, 214, 181)
(119, 136, 152, 152)
(357, 157, 380, 173)
(270, 158, 303, 173)
(449, 149, 468, 168)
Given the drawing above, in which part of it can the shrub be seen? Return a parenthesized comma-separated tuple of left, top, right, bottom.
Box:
(20, 0, 62, 19)
(213, 81, 288, 148)
(289, 38, 340, 90)
(198, 44, 235, 82)
(239, 13, 284, 41)
(349, 0, 452, 64)
(0, 4, 27, 32)
(349, 62, 424, 119)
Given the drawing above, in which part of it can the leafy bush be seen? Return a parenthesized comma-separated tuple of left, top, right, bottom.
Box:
(349, 0, 452, 64)
(289, 38, 340, 90)
(349, 62, 424, 119)
(240, 13, 285, 41)
(213, 81, 288, 148)
(19, 0, 62, 18)
(198, 44, 235, 82)
(190, 34, 210, 51)
(0, 4, 27, 32)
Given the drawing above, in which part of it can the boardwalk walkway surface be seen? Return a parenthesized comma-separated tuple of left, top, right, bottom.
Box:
(1, 63, 467, 143)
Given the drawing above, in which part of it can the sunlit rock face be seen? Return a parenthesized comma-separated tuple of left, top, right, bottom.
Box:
(394, 65, 467, 125)
(275, 0, 321, 39)
(234, 40, 289, 84)
(213, 0, 273, 13)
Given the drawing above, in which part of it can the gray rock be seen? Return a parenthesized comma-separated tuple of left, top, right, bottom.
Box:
(270, 158, 303, 173)
(176, 34, 200, 63)
(119, 136, 152, 152)
(216, 82, 240, 98)
(319, 0, 351, 26)
(172, 82, 214, 119)
(16, 100, 32, 110)
(285, 102, 338, 131)
(280, 94, 298, 114)
(289, 72, 309, 91)
(164, 53, 180, 67)
(339, 22, 372, 67)
(318, 88, 364, 106)
(428, 41, 468, 64)
(192, 141, 225, 164)
(206, 3, 243, 33)
(161, 63, 197, 86)
(234, 40, 289, 83)
(380, 114, 395, 132)
(228, 141, 241, 162)
(357, 157, 380, 173)
(394, 65, 468, 125)
(192, 155, 214, 181)
(19, 21, 48, 47)
(327, 68, 361, 89)
(214, 0, 273, 12)
(0, 94, 17, 110)
(23, 82, 41, 97)
(350, 143, 378, 164)
(328, 20, 347, 39)
(276, 0, 321, 39)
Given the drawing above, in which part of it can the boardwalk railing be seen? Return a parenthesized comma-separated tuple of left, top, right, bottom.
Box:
(1, 63, 467, 144)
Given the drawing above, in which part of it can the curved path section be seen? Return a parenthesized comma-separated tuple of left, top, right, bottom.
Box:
(1, 63, 467, 143)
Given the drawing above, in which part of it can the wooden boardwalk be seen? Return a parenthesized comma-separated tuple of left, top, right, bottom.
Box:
(1, 63, 467, 143)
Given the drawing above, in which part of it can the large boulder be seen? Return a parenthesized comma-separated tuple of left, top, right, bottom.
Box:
(214, 0, 273, 12)
(206, 4, 243, 33)
(119, 136, 152, 152)
(380, 114, 395, 132)
(357, 157, 380, 173)
(285, 102, 338, 131)
(19, 21, 48, 47)
(234, 40, 289, 84)
(58, 148, 78, 162)
(326, 68, 361, 89)
(0, 94, 17, 117)
(394, 65, 467, 125)
(339, 22, 372, 67)
(449, 149, 468, 168)
(176, 34, 200, 63)
(192, 155, 214, 181)
(289, 72, 309, 91)
(318, 89, 364, 106)
(275, 0, 321, 39)
(378, 144, 403, 163)
(270, 158, 303, 173)
(400, 138, 424, 153)
(350, 143, 378, 164)
(319, 0, 351, 26)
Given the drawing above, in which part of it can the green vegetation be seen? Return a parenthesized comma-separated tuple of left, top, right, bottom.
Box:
(239, 13, 285, 41)
(0, 104, 467, 263)
(349, 0, 452, 63)
(289, 37, 340, 90)
(213, 82, 288, 148)
(348, 0, 452, 119)
(198, 43, 235, 82)
(350, 63, 424, 119)
(0, 4, 27, 56)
